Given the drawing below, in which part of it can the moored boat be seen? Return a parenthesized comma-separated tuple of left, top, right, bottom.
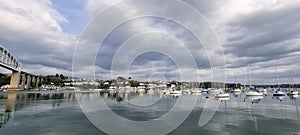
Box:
(231, 88, 241, 93)
(287, 89, 299, 95)
(201, 89, 209, 93)
(215, 93, 230, 98)
(273, 90, 286, 96)
(246, 91, 263, 96)
(170, 90, 182, 95)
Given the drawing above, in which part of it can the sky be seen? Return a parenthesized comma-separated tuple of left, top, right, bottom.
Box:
(0, 0, 299, 84)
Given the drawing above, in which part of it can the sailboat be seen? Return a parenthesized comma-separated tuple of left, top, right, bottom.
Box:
(216, 82, 230, 98)
(190, 82, 202, 94)
(273, 69, 286, 97)
(231, 74, 242, 93)
(287, 71, 299, 96)
(245, 65, 263, 96)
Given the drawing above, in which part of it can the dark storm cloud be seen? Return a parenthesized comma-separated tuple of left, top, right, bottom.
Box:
(224, 1, 300, 68)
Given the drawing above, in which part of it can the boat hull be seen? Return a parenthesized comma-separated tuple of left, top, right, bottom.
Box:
(215, 93, 230, 98)
(273, 93, 285, 96)
(246, 91, 263, 96)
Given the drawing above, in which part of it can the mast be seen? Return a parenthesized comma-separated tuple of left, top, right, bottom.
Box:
(289, 70, 294, 89)
(276, 69, 280, 88)
(248, 64, 251, 87)
(235, 73, 239, 88)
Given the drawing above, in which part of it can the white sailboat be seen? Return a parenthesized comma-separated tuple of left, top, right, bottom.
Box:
(190, 82, 202, 93)
(216, 83, 230, 98)
(246, 90, 263, 96)
(231, 74, 242, 93)
(273, 69, 286, 97)
(287, 71, 299, 96)
(245, 64, 263, 96)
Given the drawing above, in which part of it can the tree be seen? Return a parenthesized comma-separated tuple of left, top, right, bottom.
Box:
(0, 74, 10, 86)
(59, 74, 66, 79)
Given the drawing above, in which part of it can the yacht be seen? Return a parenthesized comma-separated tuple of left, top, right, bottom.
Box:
(273, 89, 286, 96)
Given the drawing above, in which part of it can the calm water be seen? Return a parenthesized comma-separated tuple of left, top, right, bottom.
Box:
(0, 90, 299, 135)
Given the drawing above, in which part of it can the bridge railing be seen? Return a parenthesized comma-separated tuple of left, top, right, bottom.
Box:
(0, 46, 20, 71)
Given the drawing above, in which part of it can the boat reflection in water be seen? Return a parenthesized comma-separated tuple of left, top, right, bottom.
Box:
(244, 95, 263, 132)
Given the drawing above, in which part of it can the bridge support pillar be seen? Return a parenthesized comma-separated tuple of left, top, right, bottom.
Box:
(20, 74, 26, 90)
(26, 75, 31, 90)
(32, 76, 36, 89)
(36, 77, 40, 88)
(8, 71, 20, 90)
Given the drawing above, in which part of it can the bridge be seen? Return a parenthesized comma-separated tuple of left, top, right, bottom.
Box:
(0, 45, 43, 90)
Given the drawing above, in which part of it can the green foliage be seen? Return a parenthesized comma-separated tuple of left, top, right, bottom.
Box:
(31, 82, 36, 87)
(129, 80, 139, 87)
(42, 74, 67, 86)
(0, 75, 10, 86)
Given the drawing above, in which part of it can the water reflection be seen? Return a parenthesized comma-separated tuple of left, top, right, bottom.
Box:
(0, 92, 16, 128)
(0, 90, 299, 135)
(0, 91, 76, 128)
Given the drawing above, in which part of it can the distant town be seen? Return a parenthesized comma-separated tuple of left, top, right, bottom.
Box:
(0, 73, 299, 91)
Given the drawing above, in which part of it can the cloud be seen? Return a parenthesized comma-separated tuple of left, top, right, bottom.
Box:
(1, 0, 300, 84)
(73, 0, 226, 81)
(0, 0, 76, 75)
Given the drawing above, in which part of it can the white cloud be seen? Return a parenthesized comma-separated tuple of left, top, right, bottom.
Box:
(0, 0, 76, 75)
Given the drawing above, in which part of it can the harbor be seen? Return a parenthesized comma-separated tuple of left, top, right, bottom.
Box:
(1, 0, 300, 134)
(0, 89, 299, 135)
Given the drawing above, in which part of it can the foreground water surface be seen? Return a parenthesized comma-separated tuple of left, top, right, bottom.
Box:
(0, 90, 299, 135)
